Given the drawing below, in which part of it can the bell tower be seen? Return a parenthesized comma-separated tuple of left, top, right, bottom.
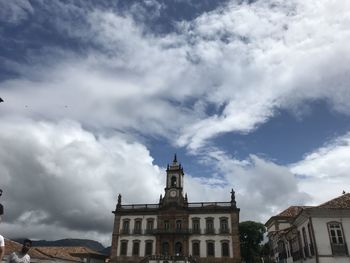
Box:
(161, 154, 186, 206)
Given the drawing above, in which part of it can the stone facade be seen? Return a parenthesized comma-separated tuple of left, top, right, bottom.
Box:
(110, 156, 241, 263)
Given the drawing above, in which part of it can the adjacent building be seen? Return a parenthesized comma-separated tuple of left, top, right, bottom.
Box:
(110, 155, 241, 263)
(265, 193, 350, 263)
(2, 239, 106, 263)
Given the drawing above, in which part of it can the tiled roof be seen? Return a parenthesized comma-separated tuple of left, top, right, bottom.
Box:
(35, 246, 103, 262)
(4, 239, 51, 259)
(318, 193, 350, 209)
(277, 206, 309, 217)
(4, 239, 103, 262)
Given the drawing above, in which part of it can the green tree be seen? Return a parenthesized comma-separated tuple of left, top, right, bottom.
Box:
(239, 221, 266, 263)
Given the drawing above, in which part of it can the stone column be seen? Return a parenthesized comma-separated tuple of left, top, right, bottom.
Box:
(110, 212, 121, 262)
(231, 211, 241, 263)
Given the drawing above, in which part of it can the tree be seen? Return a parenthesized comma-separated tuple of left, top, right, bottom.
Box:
(239, 221, 266, 263)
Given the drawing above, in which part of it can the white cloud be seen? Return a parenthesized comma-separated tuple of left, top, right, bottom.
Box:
(0, 118, 163, 245)
(291, 132, 350, 204)
(184, 150, 310, 222)
(2, 0, 350, 151)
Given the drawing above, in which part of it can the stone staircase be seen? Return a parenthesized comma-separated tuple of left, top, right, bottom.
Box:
(140, 255, 197, 263)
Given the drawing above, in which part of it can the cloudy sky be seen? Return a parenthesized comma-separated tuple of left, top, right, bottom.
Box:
(1, 0, 350, 247)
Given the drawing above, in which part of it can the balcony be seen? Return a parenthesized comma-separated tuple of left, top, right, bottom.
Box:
(220, 228, 230, 234)
(121, 229, 130, 235)
(190, 228, 201, 234)
(144, 229, 154, 235)
(133, 229, 142, 235)
(204, 228, 216, 234)
(152, 228, 191, 235)
(331, 243, 348, 256)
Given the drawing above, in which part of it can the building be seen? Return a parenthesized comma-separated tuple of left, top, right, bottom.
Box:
(2, 239, 106, 263)
(265, 193, 350, 263)
(110, 155, 241, 263)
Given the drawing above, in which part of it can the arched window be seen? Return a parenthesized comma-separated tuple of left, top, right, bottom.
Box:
(220, 217, 229, 233)
(207, 241, 215, 257)
(175, 242, 183, 255)
(176, 220, 182, 230)
(122, 219, 130, 234)
(222, 241, 229, 257)
(120, 240, 128, 256)
(192, 218, 200, 234)
(145, 240, 153, 256)
(192, 241, 200, 257)
(171, 176, 177, 187)
(162, 242, 169, 255)
(205, 218, 214, 234)
(132, 240, 140, 256)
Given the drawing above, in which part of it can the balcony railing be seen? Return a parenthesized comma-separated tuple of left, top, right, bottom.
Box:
(205, 228, 216, 234)
(150, 228, 191, 235)
(220, 228, 230, 234)
(133, 229, 142, 234)
(190, 228, 201, 234)
(331, 243, 348, 256)
(121, 229, 130, 235)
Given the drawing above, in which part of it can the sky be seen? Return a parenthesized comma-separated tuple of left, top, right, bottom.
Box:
(0, 0, 350, 247)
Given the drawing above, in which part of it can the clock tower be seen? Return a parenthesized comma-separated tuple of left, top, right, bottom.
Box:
(161, 154, 186, 207)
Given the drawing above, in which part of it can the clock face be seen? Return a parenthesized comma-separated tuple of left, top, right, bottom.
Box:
(170, 190, 177, 197)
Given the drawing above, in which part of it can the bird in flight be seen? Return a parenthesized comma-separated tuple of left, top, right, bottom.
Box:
(0, 97, 3, 103)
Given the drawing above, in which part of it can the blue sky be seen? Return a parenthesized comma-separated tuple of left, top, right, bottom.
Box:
(1, 0, 350, 246)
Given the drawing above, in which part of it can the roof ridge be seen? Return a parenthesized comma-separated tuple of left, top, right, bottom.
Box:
(317, 193, 350, 208)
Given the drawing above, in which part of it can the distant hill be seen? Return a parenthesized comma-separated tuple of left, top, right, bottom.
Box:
(15, 238, 105, 252)
(99, 246, 111, 256)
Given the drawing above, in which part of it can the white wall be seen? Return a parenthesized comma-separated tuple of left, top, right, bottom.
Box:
(312, 217, 350, 258)
(117, 236, 157, 257)
(119, 215, 158, 231)
(188, 213, 233, 258)
(118, 215, 157, 257)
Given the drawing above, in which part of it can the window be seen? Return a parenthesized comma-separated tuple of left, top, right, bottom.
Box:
(175, 242, 183, 256)
(192, 218, 200, 234)
(207, 241, 215, 257)
(162, 242, 169, 255)
(176, 220, 182, 230)
(329, 223, 344, 244)
(164, 220, 170, 230)
(192, 241, 200, 256)
(302, 227, 309, 257)
(307, 223, 315, 256)
(145, 241, 153, 256)
(122, 219, 130, 234)
(222, 241, 229, 257)
(328, 222, 347, 255)
(146, 219, 154, 234)
(120, 240, 128, 256)
(132, 241, 140, 256)
(220, 218, 229, 233)
(206, 218, 214, 234)
(134, 219, 142, 234)
(171, 176, 177, 187)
